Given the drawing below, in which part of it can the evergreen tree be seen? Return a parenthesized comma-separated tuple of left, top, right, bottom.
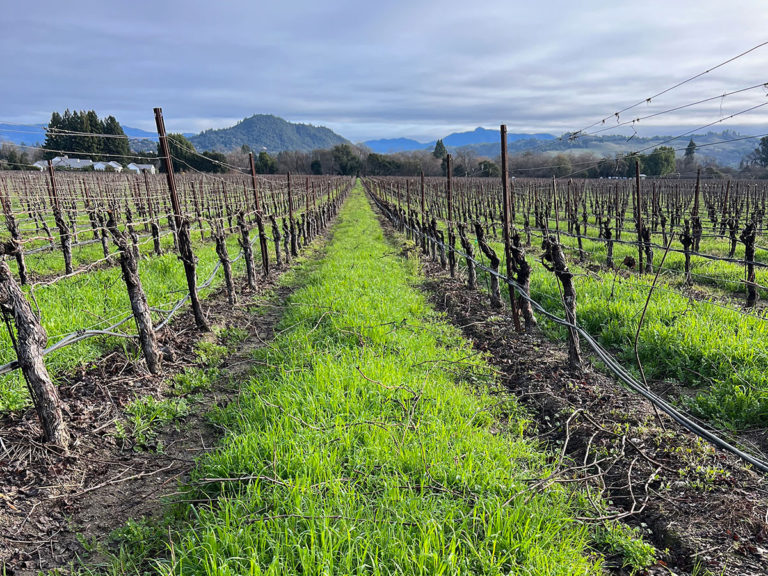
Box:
(43, 112, 63, 159)
(753, 136, 768, 167)
(685, 138, 697, 160)
(432, 139, 447, 159)
(102, 115, 130, 160)
(43, 109, 130, 162)
(255, 151, 277, 174)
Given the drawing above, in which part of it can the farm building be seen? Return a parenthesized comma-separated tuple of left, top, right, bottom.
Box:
(93, 161, 123, 172)
(32, 156, 93, 170)
(126, 162, 156, 174)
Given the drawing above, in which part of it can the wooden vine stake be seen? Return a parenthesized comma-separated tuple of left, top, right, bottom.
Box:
(47, 160, 74, 275)
(105, 212, 162, 374)
(542, 235, 581, 368)
(249, 153, 270, 276)
(500, 125, 522, 332)
(0, 247, 69, 448)
(446, 155, 456, 278)
(154, 107, 209, 331)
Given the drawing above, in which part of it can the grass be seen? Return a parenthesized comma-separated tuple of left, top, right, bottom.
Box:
(168, 188, 604, 574)
(521, 252, 768, 429)
(114, 395, 190, 450)
(65, 185, 657, 575)
(430, 214, 768, 429)
(0, 229, 262, 412)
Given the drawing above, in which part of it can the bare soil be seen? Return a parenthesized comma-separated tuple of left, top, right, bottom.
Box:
(0, 270, 296, 575)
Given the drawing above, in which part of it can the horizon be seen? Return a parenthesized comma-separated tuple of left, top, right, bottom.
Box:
(2, 1, 767, 144)
(2, 115, 765, 149)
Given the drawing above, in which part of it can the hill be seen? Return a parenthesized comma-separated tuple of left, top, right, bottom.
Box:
(0, 123, 48, 146)
(362, 127, 556, 154)
(189, 115, 350, 153)
(466, 130, 756, 168)
(362, 138, 427, 154)
(442, 127, 555, 147)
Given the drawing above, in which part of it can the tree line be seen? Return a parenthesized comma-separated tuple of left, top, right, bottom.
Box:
(43, 110, 130, 161)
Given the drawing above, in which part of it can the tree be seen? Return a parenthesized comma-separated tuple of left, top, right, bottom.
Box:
(101, 115, 130, 160)
(159, 134, 196, 172)
(44, 110, 130, 162)
(255, 150, 277, 174)
(644, 146, 676, 176)
(157, 134, 226, 173)
(199, 151, 228, 173)
(685, 139, 696, 161)
(331, 144, 362, 175)
(477, 160, 500, 177)
(753, 136, 768, 167)
(432, 139, 447, 159)
(0, 143, 30, 170)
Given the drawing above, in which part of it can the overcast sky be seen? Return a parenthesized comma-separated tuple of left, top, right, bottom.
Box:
(2, 1, 767, 142)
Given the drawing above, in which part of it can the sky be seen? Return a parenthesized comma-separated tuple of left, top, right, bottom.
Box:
(2, 0, 768, 143)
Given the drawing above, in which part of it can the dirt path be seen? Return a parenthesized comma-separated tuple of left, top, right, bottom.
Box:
(372, 202, 768, 575)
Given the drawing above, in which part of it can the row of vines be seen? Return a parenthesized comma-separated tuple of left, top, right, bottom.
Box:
(363, 165, 768, 435)
(0, 162, 353, 448)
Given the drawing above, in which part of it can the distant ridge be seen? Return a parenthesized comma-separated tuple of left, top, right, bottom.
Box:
(189, 114, 350, 153)
(362, 127, 556, 154)
(362, 138, 428, 154)
(0, 123, 156, 148)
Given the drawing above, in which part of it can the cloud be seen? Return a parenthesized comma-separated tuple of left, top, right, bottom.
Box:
(2, 0, 767, 142)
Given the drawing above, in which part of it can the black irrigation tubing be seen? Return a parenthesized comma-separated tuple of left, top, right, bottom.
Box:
(521, 225, 768, 269)
(369, 191, 768, 474)
(522, 229, 768, 293)
(0, 226, 270, 377)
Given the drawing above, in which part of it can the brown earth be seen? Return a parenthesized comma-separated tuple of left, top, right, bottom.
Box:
(0, 266, 299, 575)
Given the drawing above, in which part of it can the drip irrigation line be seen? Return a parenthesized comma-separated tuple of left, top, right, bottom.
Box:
(369, 189, 768, 474)
(0, 187, 346, 379)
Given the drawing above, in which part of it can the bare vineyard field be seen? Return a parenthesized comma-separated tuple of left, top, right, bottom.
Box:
(364, 173, 768, 432)
(0, 169, 351, 413)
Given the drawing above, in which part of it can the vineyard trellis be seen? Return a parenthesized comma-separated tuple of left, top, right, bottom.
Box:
(0, 126, 353, 447)
(360, 128, 768, 472)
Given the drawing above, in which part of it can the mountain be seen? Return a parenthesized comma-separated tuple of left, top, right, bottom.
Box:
(465, 130, 757, 168)
(363, 138, 428, 154)
(122, 126, 158, 141)
(442, 127, 555, 148)
(0, 123, 48, 146)
(189, 114, 350, 153)
(362, 128, 557, 154)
